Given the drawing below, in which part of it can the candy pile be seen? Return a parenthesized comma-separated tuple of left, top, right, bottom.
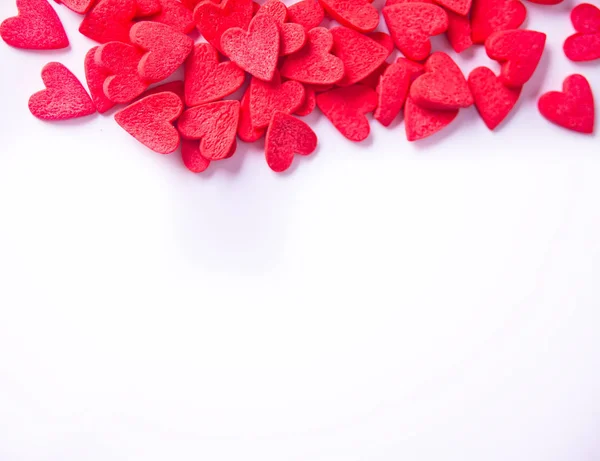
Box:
(1, 0, 597, 173)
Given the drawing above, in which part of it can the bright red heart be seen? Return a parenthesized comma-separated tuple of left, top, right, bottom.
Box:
(383, 3, 448, 61)
(287, 0, 324, 31)
(147, 0, 194, 34)
(256, 0, 287, 21)
(256, 0, 307, 55)
(410, 52, 473, 110)
(316, 85, 377, 142)
(238, 88, 266, 142)
(184, 42, 245, 107)
(279, 27, 345, 85)
(538, 74, 595, 134)
(178, 100, 240, 160)
(249, 72, 306, 128)
(115, 92, 183, 154)
(29, 62, 96, 121)
(54, 0, 96, 14)
(374, 61, 411, 127)
(434, 0, 471, 16)
(265, 112, 318, 172)
(564, 33, 600, 62)
(193, 0, 253, 53)
(471, 0, 526, 44)
(84, 46, 115, 114)
(571, 3, 600, 34)
(446, 9, 473, 53)
(130, 21, 194, 83)
(318, 0, 379, 33)
(404, 96, 458, 141)
(181, 139, 212, 173)
(220, 14, 280, 81)
(1, 0, 69, 50)
(79, 0, 137, 44)
(468, 66, 521, 130)
(485, 29, 546, 88)
(330, 26, 390, 87)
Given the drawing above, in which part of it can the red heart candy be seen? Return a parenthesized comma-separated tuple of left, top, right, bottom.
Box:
(374, 61, 412, 127)
(95, 41, 149, 103)
(257, 0, 307, 55)
(147, 0, 195, 34)
(193, 0, 253, 52)
(178, 100, 240, 160)
(238, 88, 266, 142)
(249, 72, 305, 128)
(485, 29, 546, 88)
(564, 33, 600, 62)
(318, 0, 379, 33)
(137, 81, 185, 103)
(330, 26, 389, 87)
(435, 0, 471, 16)
(79, 0, 137, 44)
(135, 0, 162, 17)
(404, 96, 458, 141)
(280, 27, 345, 85)
(468, 66, 521, 130)
(410, 52, 473, 110)
(538, 74, 595, 134)
(181, 139, 212, 173)
(1, 0, 69, 49)
(446, 9, 473, 53)
(53, 0, 96, 14)
(287, 0, 324, 31)
(571, 3, 600, 34)
(115, 92, 183, 153)
(471, 0, 526, 44)
(383, 3, 448, 61)
(130, 21, 194, 83)
(84, 46, 116, 114)
(221, 14, 280, 81)
(265, 112, 317, 172)
(316, 85, 377, 142)
(184, 43, 245, 107)
(257, 0, 287, 21)
(29, 62, 96, 121)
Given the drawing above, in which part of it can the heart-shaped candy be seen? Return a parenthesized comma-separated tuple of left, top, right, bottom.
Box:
(84, 46, 116, 114)
(53, 0, 96, 14)
(249, 72, 306, 128)
(265, 112, 318, 172)
(319, 0, 379, 33)
(193, 0, 253, 52)
(471, 0, 526, 44)
(181, 139, 212, 173)
(571, 3, 600, 34)
(147, 0, 194, 34)
(287, 0, 324, 31)
(238, 88, 267, 142)
(374, 61, 412, 127)
(135, 0, 161, 17)
(404, 96, 458, 141)
(1, 0, 68, 49)
(79, 0, 137, 44)
(434, 0, 471, 16)
(564, 33, 600, 62)
(446, 10, 473, 53)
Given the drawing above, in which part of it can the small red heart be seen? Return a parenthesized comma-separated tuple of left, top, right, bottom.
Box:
(238, 87, 266, 142)
(193, 0, 253, 52)
(538, 74, 595, 134)
(434, 0, 471, 16)
(249, 72, 306, 128)
(404, 96, 458, 141)
(383, 3, 448, 61)
(95, 41, 149, 103)
(374, 61, 412, 127)
(256, 0, 287, 21)
(1, 0, 69, 50)
(287, 0, 324, 31)
(564, 33, 600, 62)
(485, 29, 546, 88)
(446, 9, 473, 53)
(471, 0, 526, 44)
(130, 21, 194, 83)
(330, 26, 390, 87)
(181, 139, 213, 173)
(265, 112, 317, 172)
(146, 0, 194, 34)
(29, 62, 96, 121)
(410, 52, 473, 110)
(135, 0, 162, 17)
(54, 0, 96, 14)
(221, 14, 280, 81)
(79, 0, 137, 44)
(571, 3, 600, 34)
(178, 100, 240, 160)
(84, 46, 115, 114)
(318, 0, 379, 33)
(316, 85, 377, 142)
(256, 0, 307, 55)
(184, 43, 245, 107)
(115, 92, 183, 154)
(280, 27, 345, 85)
(468, 66, 521, 130)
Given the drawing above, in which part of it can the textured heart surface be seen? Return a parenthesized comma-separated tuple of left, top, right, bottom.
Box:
(181, 139, 212, 173)
(571, 3, 600, 34)
(468, 66, 521, 130)
(471, 0, 527, 44)
(485, 29, 546, 88)
(29, 62, 96, 121)
(54, 0, 96, 14)
(434, 0, 471, 16)
(265, 112, 318, 172)
(135, 0, 161, 17)
(538, 74, 595, 134)
(178, 100, 241, 160)
(147, 0, 194, 34)
(374, 60, 412, 127)
(249, 72, 306, 128)
(316, 85, 377, 141)
(287, 0, 324, 31)
(84, 46, 115, 114)
(564, 33, 600, 62)
(193, 0, 253, 52)
(404, 96, 458, 141)
(220, 14, 280, 81)
(79, 0, 137, 44)
(446, 10, 473, 53)
(115, 92, 183, 154)
(318, 0, 379, 33)
(1, 0, 69, 49)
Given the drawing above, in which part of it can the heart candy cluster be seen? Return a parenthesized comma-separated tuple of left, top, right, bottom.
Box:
(1, 0, 597, 174)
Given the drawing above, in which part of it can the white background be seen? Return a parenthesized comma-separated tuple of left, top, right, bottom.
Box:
(1, 1, 600, 460)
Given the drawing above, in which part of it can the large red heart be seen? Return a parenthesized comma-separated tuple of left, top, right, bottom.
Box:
(249, 72, 306, 128)
(79, 0, 137, 44)
(184, 43, 245, 107)
(178, 100, 240, 160)
(279, 27, 345, 85)
(95, 42, 149, 103)
(471, 0, 526, 44)
(409, 52, 473, 110)
(115, 92, 183, 154)
(538, 74, 595, 134)
(193, 0, 253, 53)
(220, 14, 280, 81)
(1, 0, 69, 50)
(130, 21, 194, 83)
(28, 62, 96, 121)
(404, 96, 458, 141)
(265, 112, 318, 172)
(318, 0, 379, 33)
(53, 0, 96, 14)
(383, 3, 448, 61)
(485, 30, 546, 88)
